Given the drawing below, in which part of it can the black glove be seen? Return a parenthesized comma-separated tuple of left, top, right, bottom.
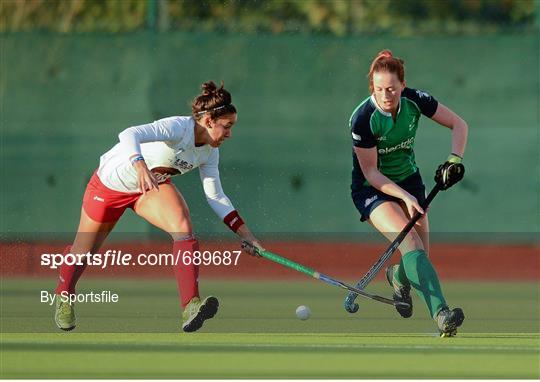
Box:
(435, 154, 465, 190)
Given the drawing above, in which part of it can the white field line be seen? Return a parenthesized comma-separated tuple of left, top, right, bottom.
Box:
(181, 343, 538, 352)
(2, 339, 538, 352)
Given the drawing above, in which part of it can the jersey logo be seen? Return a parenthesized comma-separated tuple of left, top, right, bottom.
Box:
(376, 136, 386, 141)
(408, 116, 418, 131)
(152, 167, 180, 182)
(173, 158, 194, 172)
(364, 195, 378, 207)
(154, 173, 172, 183)
(352, 132, 362, 141)
(378, 137, 415, 155)
(416, 90, 431, 99)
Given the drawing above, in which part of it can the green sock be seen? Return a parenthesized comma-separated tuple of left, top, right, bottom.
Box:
(401, 249, 447, 318)
(393, 258, 410, 287)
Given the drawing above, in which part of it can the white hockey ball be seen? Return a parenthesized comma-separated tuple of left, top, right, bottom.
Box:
(295, 305, 311, 320)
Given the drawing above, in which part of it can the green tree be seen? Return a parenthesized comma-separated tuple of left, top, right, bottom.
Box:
(0, 0, 537, 34)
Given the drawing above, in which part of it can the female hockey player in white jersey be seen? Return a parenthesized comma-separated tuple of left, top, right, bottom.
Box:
(54, 81, 263, 333)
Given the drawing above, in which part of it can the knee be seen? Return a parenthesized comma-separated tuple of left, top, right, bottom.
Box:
(167, 216, 193, 240)
(399, 230, 424, 254)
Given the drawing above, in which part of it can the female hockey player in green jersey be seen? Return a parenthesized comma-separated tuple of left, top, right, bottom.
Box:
(348, 50, 468, 337)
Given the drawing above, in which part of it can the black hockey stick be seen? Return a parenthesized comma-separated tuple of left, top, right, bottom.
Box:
(344, 183, 442, 313)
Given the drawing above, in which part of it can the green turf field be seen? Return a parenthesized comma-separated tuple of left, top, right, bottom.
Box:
(1, 278, 539, 378)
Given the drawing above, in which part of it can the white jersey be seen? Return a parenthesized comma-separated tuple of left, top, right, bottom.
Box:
(97, 116, 235, 219)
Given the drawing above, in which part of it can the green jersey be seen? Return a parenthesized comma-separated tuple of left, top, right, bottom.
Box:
(349, 87, 438, 189)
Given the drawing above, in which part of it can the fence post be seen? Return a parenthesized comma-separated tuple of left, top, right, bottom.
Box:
(147, 0, 157, 30)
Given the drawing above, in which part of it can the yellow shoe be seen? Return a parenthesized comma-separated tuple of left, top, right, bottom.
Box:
(182, 296, 219, 333)
(54, 294, 76, 331)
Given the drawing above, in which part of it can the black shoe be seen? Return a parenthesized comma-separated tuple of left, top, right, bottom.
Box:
(436, 307, 465, 337)
(385, 265, 413, 318)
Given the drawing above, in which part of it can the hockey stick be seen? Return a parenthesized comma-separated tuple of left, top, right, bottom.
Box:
(242, 241, 409, 308)
(344, 183, 442, 313)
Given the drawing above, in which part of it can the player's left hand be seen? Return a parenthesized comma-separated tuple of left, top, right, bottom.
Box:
(435, 154, 465, 190)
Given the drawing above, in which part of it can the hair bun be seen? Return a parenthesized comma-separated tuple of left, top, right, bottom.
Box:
(377, 49, 393, 60)
(201, 81, 218, 96)
(192, 80, 235, 119)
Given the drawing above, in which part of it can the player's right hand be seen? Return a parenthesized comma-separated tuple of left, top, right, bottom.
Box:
(402, 194, 424, 218)
(435, 154, 465, 190)
(241, 240, 264, 257)
(133, 161, 159, 194)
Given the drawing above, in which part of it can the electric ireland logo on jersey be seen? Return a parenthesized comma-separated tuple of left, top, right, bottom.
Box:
(378, 137, 415, 155)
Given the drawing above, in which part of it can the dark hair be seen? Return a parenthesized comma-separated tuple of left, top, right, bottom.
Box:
(367, 50, 405, 93)
(191, 81, 237, 120)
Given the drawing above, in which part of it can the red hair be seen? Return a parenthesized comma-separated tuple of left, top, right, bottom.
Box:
(367, 50, 405, 93)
